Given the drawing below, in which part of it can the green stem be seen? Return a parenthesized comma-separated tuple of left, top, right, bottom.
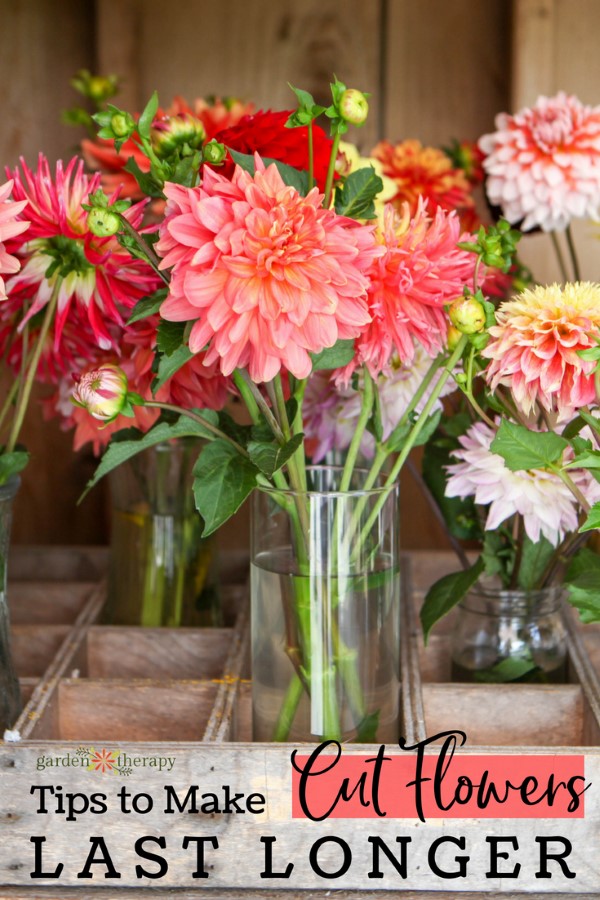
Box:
(307, 121, 314, 191)
(551, 232, 569, 282)
(339, 368, 373, 492)
(143, 401, 249, 457)
(119, 217, 170, 285)
(323, 133, 341, 209)
(232, 369, 261, 426)
(7, 280, 60, 453)
(565, 224, 581, 282)
(551, 464, 590, 513)
(237, 370, 284, 442)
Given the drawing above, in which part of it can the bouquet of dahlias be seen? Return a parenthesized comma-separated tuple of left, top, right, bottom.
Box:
(65, 77, 521, 741)
(419, 91, 600, 684)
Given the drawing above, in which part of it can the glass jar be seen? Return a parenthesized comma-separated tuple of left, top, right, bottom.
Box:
(451, 583, 568, 683)
(0, 476, 22, 732)
(251, 466, 400, 743)
(105, 439, 220, 627)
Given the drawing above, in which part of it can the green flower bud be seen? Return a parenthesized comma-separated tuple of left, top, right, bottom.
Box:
(88, 75, 115, 103)
(87, 208, 121, 238)
(151, 113, 206, 158)
(203, 140, 227, 165)
(110, 112, 135, 138)
(448, 296, 486, 335)
(446, 324, 463, 351)
(339, 89, 369, 126)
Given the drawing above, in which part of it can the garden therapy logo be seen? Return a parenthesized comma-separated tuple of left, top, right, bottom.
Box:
(35, 747, 176, 776)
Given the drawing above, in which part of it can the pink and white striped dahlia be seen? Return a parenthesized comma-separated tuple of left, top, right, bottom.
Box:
(347, 201, 477, 378)
(483, 282, 600, 420)
(156, 159, 382, 383)
(479, 92, 600, 232)
(446, 421, 600, 546)
(4, 155, 161, 352)
(0, 179, 30, 300)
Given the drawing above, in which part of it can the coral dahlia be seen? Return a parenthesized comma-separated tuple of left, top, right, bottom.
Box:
(371, 139, 475, 221)
(157, 159, 381, 383)
(348, 201, 478, 377)
(483, 282, 600, 420)
(479, 91, 600, 232)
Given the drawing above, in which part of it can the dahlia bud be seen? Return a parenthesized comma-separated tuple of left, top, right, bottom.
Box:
(87, 207, 121, 238)
(203, 140, 227, 165)
(339, 89, 369, 126)
(446, 324, 463, 351)
(110, 111, 135, 139)
(151, 113, 206, 158)
(448, 296, 486, 335)
(88, 75, 116, 104)
(72, 365, 129, 421)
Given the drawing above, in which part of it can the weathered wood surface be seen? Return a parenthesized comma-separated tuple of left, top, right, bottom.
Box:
(0, 742, 598, 891)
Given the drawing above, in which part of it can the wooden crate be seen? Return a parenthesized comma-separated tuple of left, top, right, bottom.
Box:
(1, 548, 599, 897)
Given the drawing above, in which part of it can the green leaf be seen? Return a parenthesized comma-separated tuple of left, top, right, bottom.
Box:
(217, 410, 252, 448)
(127, 289, 167, 325)
(565, 451, 600, 470)
(193, 441, 258, 536)
(157, 319, 187, 356)
(81, 414, 218, 499)
(567, 570, 600, 624)
(481, 530, 511, 581)
(0, 450, 29, 485)
(491, 419, 568, 471)
(474, 654, 537, 683)
(123, 157, 165, 198)
(137, 91, 159, 140)
(516, 534, 555, 591)
(334, 167, 383, 220)
(420, 557, 484, 643)
(385, 409, 441, 454)
(227, 149, 309, 196)
(566, 547, 600, 581)
(153, 344, 193, 393)
(310, 339, 355, 372)
(247, 433, 304, 478)
(579, 500, 600, 533)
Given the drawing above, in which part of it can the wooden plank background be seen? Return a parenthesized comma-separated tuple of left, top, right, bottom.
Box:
(0, 0, 599, 548)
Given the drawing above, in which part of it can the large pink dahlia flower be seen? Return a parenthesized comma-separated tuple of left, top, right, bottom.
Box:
(347, 201, 477, 377)
(483, 282, 600, 420)
(4, 155, 161, 352)
(479, 92, 600, 232)
(157, 159, 381, 383)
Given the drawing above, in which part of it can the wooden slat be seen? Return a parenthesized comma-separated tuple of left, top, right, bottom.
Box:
(422, 683, 585, 747)
(11, 625, 70, 679)
(85, 626, 233, 679)
(96, 0, 383, 150)
(8, 583, 96, 625)
(384, 0, 510, 144)
(8, 547, 108, 583)
(57, 679, 218, 742)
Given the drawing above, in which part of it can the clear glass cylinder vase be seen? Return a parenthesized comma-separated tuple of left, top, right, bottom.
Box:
(251, 466, 400, 743)
(451, 582, 568, 683)
(0, 477, 22, 732)
(105, 439, 220, 627)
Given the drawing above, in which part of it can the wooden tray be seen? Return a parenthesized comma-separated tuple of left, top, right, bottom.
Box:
(1, 547, 599, 897)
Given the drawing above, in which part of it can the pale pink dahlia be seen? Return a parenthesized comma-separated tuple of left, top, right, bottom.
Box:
(483, 282, 600, 420)
(0, 179, 30, 300)
(479, 92, 600, 231)
(348, 201, 477, 377)
(4, 155, 161, 352)
(157, 159, 381, 383)
(446, 421, 599, 545)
